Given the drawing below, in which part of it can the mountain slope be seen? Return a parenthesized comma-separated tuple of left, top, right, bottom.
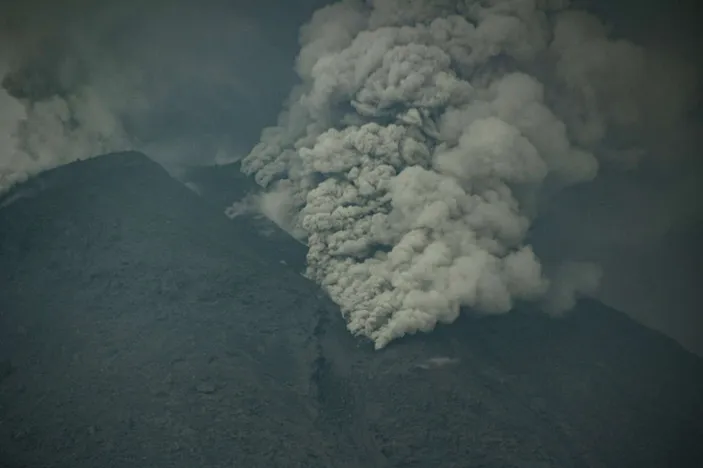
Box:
(1, 152, 701, 467)
(0, 152, 340, 467)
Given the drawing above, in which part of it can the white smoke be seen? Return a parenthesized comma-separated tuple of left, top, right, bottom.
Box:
(240, 0, 698, 349)
(0, 61, 131, 193)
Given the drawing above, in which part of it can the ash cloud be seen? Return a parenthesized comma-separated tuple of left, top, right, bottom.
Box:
(0, 0, 700, 353)
(240, 0, 700, 349)
(0, 0, 315, 193)
(0, 57, 131, 191)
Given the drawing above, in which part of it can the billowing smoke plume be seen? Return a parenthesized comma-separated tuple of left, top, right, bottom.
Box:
(1, 0, 699, 353)
(240, 0, 699, 348)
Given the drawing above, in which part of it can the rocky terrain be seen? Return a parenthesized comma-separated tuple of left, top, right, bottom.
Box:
(1, 152, 701, 467)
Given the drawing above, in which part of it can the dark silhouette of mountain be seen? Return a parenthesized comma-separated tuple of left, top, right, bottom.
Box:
(1, 152, 701, 467)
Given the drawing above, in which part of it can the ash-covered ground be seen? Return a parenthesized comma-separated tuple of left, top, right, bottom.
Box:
(0, 152, 702, 467)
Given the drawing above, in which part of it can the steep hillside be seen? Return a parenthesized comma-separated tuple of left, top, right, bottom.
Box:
(1, 152, 701, 467)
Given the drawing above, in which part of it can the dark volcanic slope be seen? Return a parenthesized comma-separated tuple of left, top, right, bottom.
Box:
(0, 153, 335, 467)
(1, 153, 702, 468)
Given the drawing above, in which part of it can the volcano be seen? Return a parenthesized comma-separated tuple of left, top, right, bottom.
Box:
(1, 152, 701, 467)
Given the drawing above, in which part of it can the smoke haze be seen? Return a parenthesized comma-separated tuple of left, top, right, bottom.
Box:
(1, 0, 701, 352)
(0, 0, 328, 190)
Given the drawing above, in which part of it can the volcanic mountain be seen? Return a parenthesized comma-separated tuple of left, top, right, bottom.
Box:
(1, 152, 701, 467)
